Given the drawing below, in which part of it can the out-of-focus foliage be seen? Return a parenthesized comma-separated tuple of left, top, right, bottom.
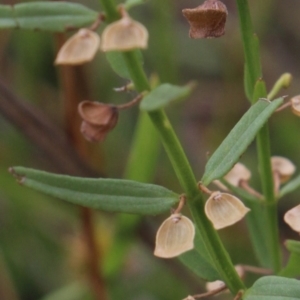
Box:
(1, 0, 300, 299)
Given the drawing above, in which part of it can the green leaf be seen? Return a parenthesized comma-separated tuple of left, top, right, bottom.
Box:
(10, 167, 179, 215)
(244, 276, 300, 300)
(106, 50, 143, 79)
(0, 2, 98, 31)
(178, 229, 219, 281)
(124, 0, 148, 10)
(140, 83, 194, 111)
(0, 5, 17, 28)
(279, 174, 300, 198)
(201, 97, 284, 185)
(279, 240, 300, 278)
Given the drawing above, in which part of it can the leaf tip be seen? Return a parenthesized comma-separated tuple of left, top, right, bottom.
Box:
(8, 167, 25, 184)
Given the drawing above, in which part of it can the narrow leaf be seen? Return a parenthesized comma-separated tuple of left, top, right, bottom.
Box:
(10, 167, 179, 215)
(279, 174, 300, 198)
(0, 5, 17, 28)
(10, 2, 98, 32)
(140, 83, 195, 111)
(178, 229, 219, 281)
(201, 97, 284, 185)
(244, 276, 300, 300)
(106, 50, 143, 79)
(279, 240, 300, 278)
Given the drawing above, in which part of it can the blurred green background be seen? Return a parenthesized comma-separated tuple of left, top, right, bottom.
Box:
(1, 0, 300, 299)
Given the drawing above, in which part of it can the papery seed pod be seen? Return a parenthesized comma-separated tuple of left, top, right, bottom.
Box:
(205, 192, 250, 230)
(284, 204, 300, 233)
(224, 163, 251, 186)
(78, 101, 118, 142)
(291, 95, 300, 117)
(101, 13, 148, 52)
(55, 29, 100, 65)
(271, 156, 296, 183)
(154, 214, 195, 258)
(206, 280, 226, 292)
(182, 0, 228, 39)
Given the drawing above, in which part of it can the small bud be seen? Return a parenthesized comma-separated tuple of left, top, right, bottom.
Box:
(78, 101, 118, 142)
(154, 214, 195, 258)
(182, 0, 228, 39)
(224, 163, 251, 187)
(55, 29, 100, 65)
(291, 95, 300, 117)
(205, 192, 250, 230)
(271, 156, 296, 183)
(101, 13, 148, 52)
(284, 204, 300, 233)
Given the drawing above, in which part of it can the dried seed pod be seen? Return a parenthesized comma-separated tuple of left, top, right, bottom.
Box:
(284, 204, 300, 233)
(154, 214, 195, 258)
(55, 29, 100, 65)
(205, 192, 250, 230)
(291, 95, 300, 117)
(271, 156, 296, 183)
(101, 13, 148, 52)
(182, 0, 228, 39)
(224, 163, 251, 186)
(78, 101, 119, 142)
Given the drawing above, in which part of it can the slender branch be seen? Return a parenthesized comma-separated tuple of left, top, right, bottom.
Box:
(0, 78, 98, 177)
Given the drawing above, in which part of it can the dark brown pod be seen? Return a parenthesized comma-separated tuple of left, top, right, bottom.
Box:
(78, 101, 119, 142)
(182, 0, 228, 39)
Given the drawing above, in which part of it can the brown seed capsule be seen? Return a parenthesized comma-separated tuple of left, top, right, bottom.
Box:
(154, 214, 195, 258)
(182, 0, 228, 39)
(291, 95, 300, 117)
(55, 29, 100, 65)
(224, 163, 252, 187)
(101, 13, 148, 52)
(205, 192, 250, 230)
(284, 204, 300, 233)
(271, 156, 296, 183)
(78, 101, 118, 142)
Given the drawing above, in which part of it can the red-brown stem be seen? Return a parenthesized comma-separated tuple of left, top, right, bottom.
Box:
(81, 208, 107, 299)
(183, 284, 227, 300)
(55, 34, 107, 299)
(173, 194, 186, 214)
(116, 93, 145, 110)
(233, 290, 244, 300)
(275, 101, 292, 112)
(197, 182, 213, 195)
(239, 264, 273, 275)
(239, 180, 263, 199)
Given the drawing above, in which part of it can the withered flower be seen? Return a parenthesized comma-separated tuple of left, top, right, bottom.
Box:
(284, 204, 300, 233)
(101, 10, 148, 52)
(55, 29, 100, 65)
(291, 95, 300, 117)
(205, 192, 250, 230)
(154, 214, 195, 258)
(78, 101, 118, 142)
(182, 0, 228, 39)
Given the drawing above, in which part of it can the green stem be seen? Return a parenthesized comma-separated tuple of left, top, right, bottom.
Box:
(237, 0, 281, 273)
(236, 0, 262, 102)
(100, 0, 245, 293)
(99, 0, 120, 22)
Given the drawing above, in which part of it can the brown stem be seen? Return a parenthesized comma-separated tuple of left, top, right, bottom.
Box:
(239, 264, 273, 275)
(233, 290, 244, 300)
(81, 208, 107, 300)
(173, 194, 187, 214)
(183, 284, 227, 300)
(56, 34, 107, 300)
(197, 182, 213, 195)
(116, 93, 145, 110)
(275, 101, 292, 112)
(273, 171, 281, 197)
(89, 14, 104, 31)
(239, 180, 263, 200)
